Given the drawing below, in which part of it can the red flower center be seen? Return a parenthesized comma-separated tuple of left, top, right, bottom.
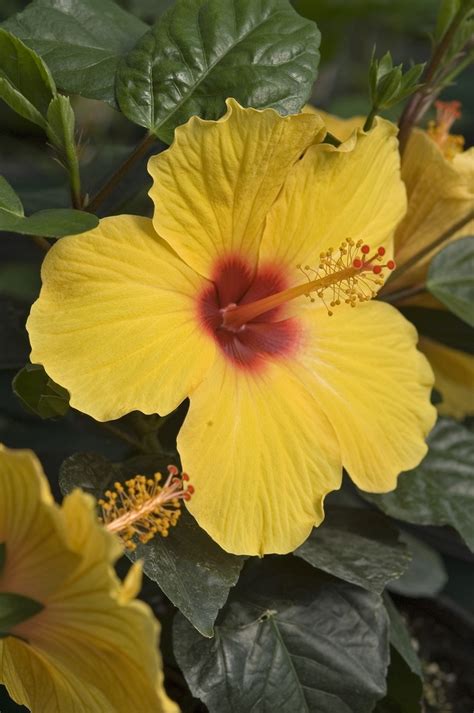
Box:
(197, 255, 300, 370)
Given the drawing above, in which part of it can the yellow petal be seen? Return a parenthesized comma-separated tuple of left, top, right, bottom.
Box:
(259, 117, 406, 275)
(179, 357, 342, 556)
(388, 131, 474, 296)
(14, 490, 176, 713)
(420, 337, 474, 419)
(303, 105, 364, 141)
(0, 446, 77, 602)
(28, 215, 215, 421)
(298, 300, 436, 492)
(149, 98, 325, 279)
(0, 638, 113, 713)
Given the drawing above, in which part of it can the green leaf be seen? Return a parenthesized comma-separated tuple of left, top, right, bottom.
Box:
(3, 0, 148, 107)
(59, 452, 245, 637)
(0, 543, 5, 575)
(173, 557, 389, 713)
(387, 533, 448, 598)
(0, 592, 44, 634)
(427, 237, 474, 327)
(116, 0, 321, 143)
(0, 206, 98, 237)
(0, 28, 55, 128)
(362, 418, 474, 551)
(0, 176, 23, 217)
(384, 593, 421, 676)
(294, 507, 410, 594)
(435, 0, 461, 41)
(13, 364, 70, 419)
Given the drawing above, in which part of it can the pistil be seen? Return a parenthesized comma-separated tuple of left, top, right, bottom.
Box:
(222, 241, 395, 330)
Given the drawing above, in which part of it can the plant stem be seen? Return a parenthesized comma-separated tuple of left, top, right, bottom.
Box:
(86, 133, 157, 214)
(31, 235, 51, 252)
(66, 145, 82, 209)
(363, 107, 378, 132)
(379, 282, 426, 304)
(398, 6, 468, 153)
(386, 207, 474, 285)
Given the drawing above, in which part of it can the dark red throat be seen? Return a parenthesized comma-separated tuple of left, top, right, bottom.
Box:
(197, 255, 300, 371)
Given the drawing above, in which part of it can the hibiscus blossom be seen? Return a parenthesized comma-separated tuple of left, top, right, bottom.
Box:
(0, 445, 178, 713)
(27, 100, 435, 555)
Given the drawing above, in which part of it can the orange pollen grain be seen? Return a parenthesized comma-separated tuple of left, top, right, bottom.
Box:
(98, 467, 192, 550)
(222, 239, 395, 329)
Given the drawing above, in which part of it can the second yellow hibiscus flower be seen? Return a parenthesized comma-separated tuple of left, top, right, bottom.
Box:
(27, 99, 435, 556)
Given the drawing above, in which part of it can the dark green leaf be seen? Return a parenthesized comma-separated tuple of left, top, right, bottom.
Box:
(400, 306, 474, 354)
(59, 452, 244, 636)
(116, 0, 321, 143)
(0, 28, 55, 128)
(3, 0, 148, 106)
(174, 557, 389, 713)
(294, 507, 410, 594)
(0, 592, 44, 634)
(375, 648, 423, 713)
(13, 364, 70, 419)
(0, 207, 98, 237)
(387, 533, 447, 598)
(427, 237, 474, 327)
(435, 0, 460, 41)
(0, 176, 23, 217)
(362, 418, 474, 551)
(0, 544, 5, 575)
(384, 593, 421, 676)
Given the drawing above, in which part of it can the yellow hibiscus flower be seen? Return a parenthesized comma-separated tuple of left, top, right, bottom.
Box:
(309, 103, 474, 419)
(27, 99, 435, 556)
(0, 444, 178, 713)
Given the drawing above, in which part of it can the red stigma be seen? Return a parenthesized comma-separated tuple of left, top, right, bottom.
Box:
(361, 245, 370, 254)
(387, 260, 396, 270)
(167, 465, 179, 476)
(353, 258, 363, 269)
(372, 265, 382, 274)
(186, 485, 195, 494)
(377, 247, 386, 256)
(181, 472, 190, 481)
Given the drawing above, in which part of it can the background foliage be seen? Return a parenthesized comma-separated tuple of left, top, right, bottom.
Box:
(0, 0, 473, 711)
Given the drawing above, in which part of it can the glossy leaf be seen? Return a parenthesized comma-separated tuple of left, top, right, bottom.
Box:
(0, 28, 55, 128)
(116, 0, 321, 143)
(363, 418, 474, 551)
(3, 0, 148, 106)
(13, 364, 70, 419)
(0, 592, 44, 634)
(0, 207, 98, 237)
(59, 452, 244, 636)
(427, 237, 474, 327)
(174, 557, 389, 713)
(387, 533, 447, 598)
(294, 507, 410, 594)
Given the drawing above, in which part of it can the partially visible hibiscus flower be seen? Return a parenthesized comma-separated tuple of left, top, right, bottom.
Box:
(308, 102, 474, 419)
(27, 99, 435, 555)
(0, 444, 178, 713)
